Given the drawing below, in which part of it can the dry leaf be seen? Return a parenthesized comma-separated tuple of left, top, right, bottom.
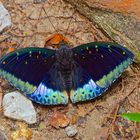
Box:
(11, 123, 33, 140)
(70, 114, 78, 124)
(7, 47, 15, 53)
(49, 110, 70, 128)
(44, 33, 70, 49)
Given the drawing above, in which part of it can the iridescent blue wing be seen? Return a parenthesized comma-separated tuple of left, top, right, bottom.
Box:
(0, 47, 68, 105)
(70, 42, 134, 103)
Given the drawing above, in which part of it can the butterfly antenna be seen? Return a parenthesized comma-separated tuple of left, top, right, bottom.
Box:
(42, 7, 59, 35)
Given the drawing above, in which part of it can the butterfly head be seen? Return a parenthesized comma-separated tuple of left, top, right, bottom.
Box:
(59, 41, 68, 48)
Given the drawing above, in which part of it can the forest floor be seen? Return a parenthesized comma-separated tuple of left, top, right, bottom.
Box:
(0, 0, 140, 140)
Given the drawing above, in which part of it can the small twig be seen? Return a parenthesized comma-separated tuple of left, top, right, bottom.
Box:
(130, 122, 138, 140)
(28, 15, 79, 21)
(42, 7, 59, 34)
(104, 104, 120, 140)
(120, 79, 125, 94)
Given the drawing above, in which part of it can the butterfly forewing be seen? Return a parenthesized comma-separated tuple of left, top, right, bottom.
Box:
(70, 42, 134, 103)
(0, 47, 68, 105)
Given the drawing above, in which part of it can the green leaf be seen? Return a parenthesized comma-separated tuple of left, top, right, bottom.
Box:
(120, 113, 140, 122)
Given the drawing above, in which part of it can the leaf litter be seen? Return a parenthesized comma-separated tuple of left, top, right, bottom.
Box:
(0, 0, 139, 139)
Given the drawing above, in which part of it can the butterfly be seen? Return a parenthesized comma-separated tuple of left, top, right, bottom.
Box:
(0, 40, 134, 105)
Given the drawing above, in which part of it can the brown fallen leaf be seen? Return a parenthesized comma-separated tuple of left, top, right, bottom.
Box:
(11, 123, 33, 140)
(44, 33, 70, 49)
(7, 47, 15, 54)
(70, 114, 78, 125)
(49, 109, 70, 128)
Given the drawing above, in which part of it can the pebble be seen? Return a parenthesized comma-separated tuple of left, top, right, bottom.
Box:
(3, 91, 37, 124)
(65, 126, 78, 137)
(0, 130, 9, 140)
(0, 2, 11, 32)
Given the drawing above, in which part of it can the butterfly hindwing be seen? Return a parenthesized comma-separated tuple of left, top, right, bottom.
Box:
(70, 42, 134, 103)
(0, 47, 68, 105)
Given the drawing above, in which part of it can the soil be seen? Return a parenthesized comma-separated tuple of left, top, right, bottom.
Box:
(0, 0, 140, 140)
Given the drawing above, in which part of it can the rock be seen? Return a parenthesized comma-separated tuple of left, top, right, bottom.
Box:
(0, 2, 11, 32)
(63, 0, 140, 62)
(3, 91, 37, 124)
(65, 126, 78, 137)
(0, 130, 9, 140)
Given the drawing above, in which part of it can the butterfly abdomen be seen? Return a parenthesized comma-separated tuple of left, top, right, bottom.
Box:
(62, 73, 73, 92)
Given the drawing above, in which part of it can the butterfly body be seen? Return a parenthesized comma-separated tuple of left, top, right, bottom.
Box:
(0, 41, 134, 105)
(54, 42, 75, 92)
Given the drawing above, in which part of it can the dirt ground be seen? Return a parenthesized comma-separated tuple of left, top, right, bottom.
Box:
(0, 0, 140, 140)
